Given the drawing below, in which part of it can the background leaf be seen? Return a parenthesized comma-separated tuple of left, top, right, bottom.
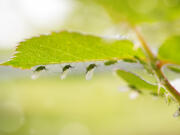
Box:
(1, 31, 144, 69)
(79, 0, 180, 24)
(116, 69, 165, 94)
(158, 36, 180, 65)
(167, 65, 180, 73)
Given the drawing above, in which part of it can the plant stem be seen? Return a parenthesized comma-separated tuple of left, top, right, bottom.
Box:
(133, 26, 180, 104)
(133, 27, 155, 61)
(156, 62, 180, 103)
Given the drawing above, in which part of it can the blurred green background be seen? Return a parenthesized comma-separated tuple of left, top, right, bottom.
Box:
(0, 0, 180, 135)
(1, 50, 180, 135)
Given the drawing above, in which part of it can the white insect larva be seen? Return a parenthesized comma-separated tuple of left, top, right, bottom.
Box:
(60, 65, 72, 80)
(61, 69, 71, 80)
(85, 64, 97, 80)
(85, 67, 96, 80)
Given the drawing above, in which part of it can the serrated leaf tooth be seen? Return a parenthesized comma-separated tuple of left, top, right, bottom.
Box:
(14, 51, 20, 54)
(9, 55, 16, 59)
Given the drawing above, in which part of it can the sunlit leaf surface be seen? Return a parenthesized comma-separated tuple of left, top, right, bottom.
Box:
(1, 31, 144, 69)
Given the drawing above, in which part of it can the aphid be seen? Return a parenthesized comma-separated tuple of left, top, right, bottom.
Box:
(34, 66, 46, 72)
(85, 64, 97, 80)
(61, 65, 73, 80)
(104, 60, 117, 66)
(31, 66, 46, 80)
(122, 59, 137, 63)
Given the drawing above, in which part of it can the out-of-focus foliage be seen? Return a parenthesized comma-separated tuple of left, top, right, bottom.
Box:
(139, 21, 180, 47)
(63, 2, 113, 34)
(79, 0, 180, 24)
(116, 69, 165, 94)
(168, 65, 180, 73)
(158, 36, 180, 65)
(0, 74, 180, 135)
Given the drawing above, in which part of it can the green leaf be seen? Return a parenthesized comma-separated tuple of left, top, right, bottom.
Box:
(158, 36, 180, 65)
(116, 69, 165, 94)
(1, 31, 145, 69)
(167, 65, 180, 73)
(80, 0, 180, 24)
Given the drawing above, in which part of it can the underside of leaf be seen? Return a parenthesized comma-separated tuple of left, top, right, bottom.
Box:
(116, 69, 165, 94)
